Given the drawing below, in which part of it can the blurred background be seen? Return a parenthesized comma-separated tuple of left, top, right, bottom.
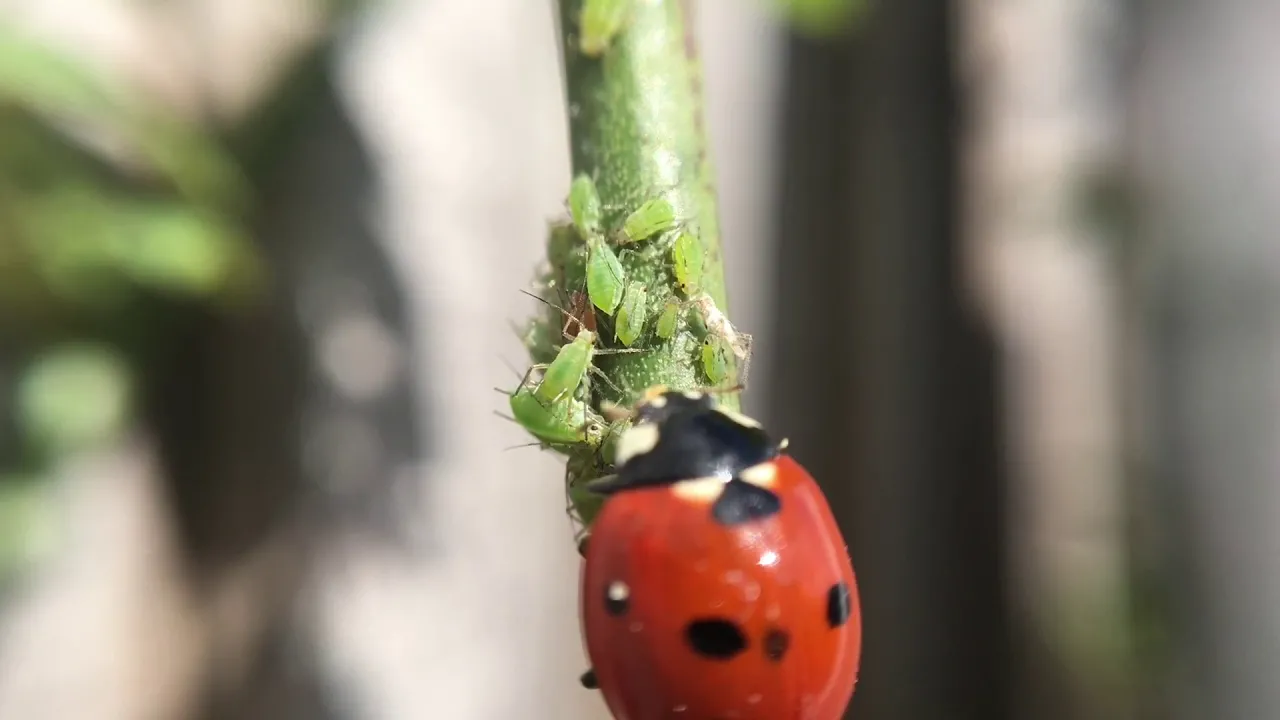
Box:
(0, 0, 1270, 718)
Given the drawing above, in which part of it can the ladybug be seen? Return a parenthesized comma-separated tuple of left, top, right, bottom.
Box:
(577, 386, 862, 719)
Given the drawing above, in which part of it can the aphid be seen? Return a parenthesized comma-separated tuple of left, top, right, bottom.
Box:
(562, 291, 597, 340)
(534, 330, 600, 405)
(579, 0, 633, 58)
(509, 383, 605, 448)
(578, 387, 862, 719)
(671, 230, 703, 297)
(614, 282, 648, 347)
(621, 196, 677, 243)
(701, 333, 733, 385)
(691, 292, 753, 383)
(568, 174, 604, 240)
(517, 289, 641, 394)
(506, 322, 643, 447)
(586, 235, 626, 316)
(655, 296, 682, 339)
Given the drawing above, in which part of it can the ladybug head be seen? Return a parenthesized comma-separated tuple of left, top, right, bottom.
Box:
(591, 387, 781, 495)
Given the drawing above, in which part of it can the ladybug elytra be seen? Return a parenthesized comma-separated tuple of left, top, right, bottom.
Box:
(578, 386, 862, 719)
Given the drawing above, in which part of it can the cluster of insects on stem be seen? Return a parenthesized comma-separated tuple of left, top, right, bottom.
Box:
(501, 171, 751, 532)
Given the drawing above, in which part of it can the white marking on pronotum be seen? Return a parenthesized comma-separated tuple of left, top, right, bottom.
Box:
(779, 437, 790, 451)
(682, 390, 704, 401)
(671, 476, 730, 503)
(608, 581, 630, 602)
(646, 393, 668, 409)
(715, 406, 762, 429)
(615, 423, 660, 466)
(739, 462, 777, 488)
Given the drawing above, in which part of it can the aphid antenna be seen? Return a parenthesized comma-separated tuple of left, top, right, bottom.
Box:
(503, 442, 546, 453)
(498, 355, 524, 380)
(592, 346, 648, 357)
(520, 288, 592, 337)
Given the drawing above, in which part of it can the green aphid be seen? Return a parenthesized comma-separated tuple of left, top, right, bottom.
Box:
(509, 386, 604, 447)
(622, 197, 677, 243)
(508, 329, 612, 447)
(656, 296, 682, 339)
(701, 334, 733, 385)
(579, 0, 632, 57)
(615, 283, 648, 347)
(671, 230, 703, 296)
(568, 174, 603, 240)
(534, 329, 601, 405)
(586, 236, 625, 316)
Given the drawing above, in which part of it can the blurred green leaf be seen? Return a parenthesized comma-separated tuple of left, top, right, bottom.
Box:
(0, 25, 119, 120)
(129, 114, 250, 213)
(20, 184, 254, 300)
(16, 343, 132, 456)
(108, 202, 245, 294)
(0, 23, 247, 211)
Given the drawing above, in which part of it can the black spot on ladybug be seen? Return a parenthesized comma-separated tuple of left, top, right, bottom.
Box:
(711, 478, 782, 526)
(605, 581, 630, 616)
(685, 619, 748, 660)
(764, 628, 790, 662)
(827, 582, 852, 628)
(577, 535, 589, 557)
(579, 669, 598, 689)
(591, 392, 780, 494)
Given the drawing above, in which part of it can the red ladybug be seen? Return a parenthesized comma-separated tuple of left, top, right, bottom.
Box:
(578, 387, 861, 720)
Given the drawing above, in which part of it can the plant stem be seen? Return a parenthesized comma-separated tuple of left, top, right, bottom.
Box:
(556, 0, 741, 411)
(524, 0, 744, 528)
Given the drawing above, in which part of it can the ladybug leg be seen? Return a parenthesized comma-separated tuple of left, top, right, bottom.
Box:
(579, 669, 598, 689)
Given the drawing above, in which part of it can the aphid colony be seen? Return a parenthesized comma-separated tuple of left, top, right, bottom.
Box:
(509, 172, 750, 496)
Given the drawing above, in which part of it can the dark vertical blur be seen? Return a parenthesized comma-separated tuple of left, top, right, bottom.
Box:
(767, 1, 1013, 719)
(143, 40, 426, 720)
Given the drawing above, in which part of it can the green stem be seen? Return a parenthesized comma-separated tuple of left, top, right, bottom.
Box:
(523, 0, 744, 528)
(557, 0, 740, 411)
